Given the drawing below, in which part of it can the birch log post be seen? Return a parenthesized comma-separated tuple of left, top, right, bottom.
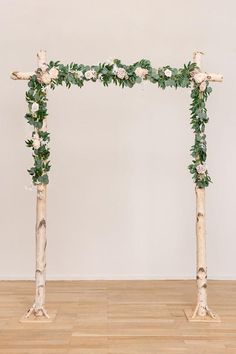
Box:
(192, 187, 212, 317)
(25, 50, 49, 319)
(191, 51, 217, 320)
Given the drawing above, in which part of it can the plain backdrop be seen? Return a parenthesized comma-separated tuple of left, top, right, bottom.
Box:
(0, 0, 235, 280)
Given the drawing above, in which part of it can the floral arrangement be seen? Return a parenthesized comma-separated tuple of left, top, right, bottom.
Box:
(25, 58, 212, 188)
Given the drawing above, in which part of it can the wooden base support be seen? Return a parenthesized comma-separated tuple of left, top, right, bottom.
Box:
(19, 310, 57, 323)
(184, 308, 221, 322)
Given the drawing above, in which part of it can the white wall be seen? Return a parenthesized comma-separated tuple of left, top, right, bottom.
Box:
(0, 0, 235, 279)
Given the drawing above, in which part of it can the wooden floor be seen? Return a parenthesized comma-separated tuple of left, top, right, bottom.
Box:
(0, 280, 236, 353)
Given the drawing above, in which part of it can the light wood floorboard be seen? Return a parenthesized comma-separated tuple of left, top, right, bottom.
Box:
(0, 280, 236, 353)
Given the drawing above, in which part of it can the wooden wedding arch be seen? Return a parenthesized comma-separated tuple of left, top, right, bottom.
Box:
(11, 50, 223, 323)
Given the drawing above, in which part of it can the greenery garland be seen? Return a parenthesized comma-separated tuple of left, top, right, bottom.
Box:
(25, 58, 212, 188)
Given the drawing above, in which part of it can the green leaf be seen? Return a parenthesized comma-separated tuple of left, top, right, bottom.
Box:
(207, 86, 212, 94)
(38, 174, 49, 185)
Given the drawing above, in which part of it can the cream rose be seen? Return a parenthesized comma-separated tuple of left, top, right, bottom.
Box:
(135, 67, 148, 79)
(49, 67, 59, 79)
(116, 67, 127, 80)
(38, 72, 51, 85)
(33, 133, 40, 149)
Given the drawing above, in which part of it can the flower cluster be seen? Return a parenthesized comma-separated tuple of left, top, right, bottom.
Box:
(36, 67, 59, 85)
(25, 75, 51, 185)
(135, 67, 148, 79)
(24, 58, 212, 188)
(188, 77, 212, 188)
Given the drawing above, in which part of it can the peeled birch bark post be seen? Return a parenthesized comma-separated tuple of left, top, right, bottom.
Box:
(185, 51, 221, 322)
(24, 50, 50, 320)
(11, 51, 56, 322)
(192, 186, 212, 318)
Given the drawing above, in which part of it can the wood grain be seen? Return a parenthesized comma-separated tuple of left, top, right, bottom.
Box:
(0, 280, 235, 353)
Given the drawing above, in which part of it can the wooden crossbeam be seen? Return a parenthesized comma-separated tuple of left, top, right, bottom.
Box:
(11, 51, 223, 83)
(11, 50, 47, 80)
(11, 71, 35, 80)
(193, 51, 223, 82)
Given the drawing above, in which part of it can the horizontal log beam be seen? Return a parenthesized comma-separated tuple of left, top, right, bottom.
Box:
(11, 71, 35, 80)
(11, 52, 223, 84)
(11, 70, 223, 83)
(206, 73, 223, 82)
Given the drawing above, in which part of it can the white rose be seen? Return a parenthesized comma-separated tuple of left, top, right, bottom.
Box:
(49, 67, 59, 79)
(135, 67, 148, 79)
(196, 164, 207, 174)
(199, 81, 207, 92)
(112, 64, 118, 74)
(33, 133, 40, 149)
(85, 70, 96, 80)
(116, 67, 127, 80)
(98, 73, 103, 82)
(31, 102, 39, 113)
(164, 69, 172, 77)
(193, 72, 207, 84)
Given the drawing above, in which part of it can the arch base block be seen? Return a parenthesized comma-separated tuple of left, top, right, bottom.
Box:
(19, 309, 57, 323)
(184, 308, 221, 322)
